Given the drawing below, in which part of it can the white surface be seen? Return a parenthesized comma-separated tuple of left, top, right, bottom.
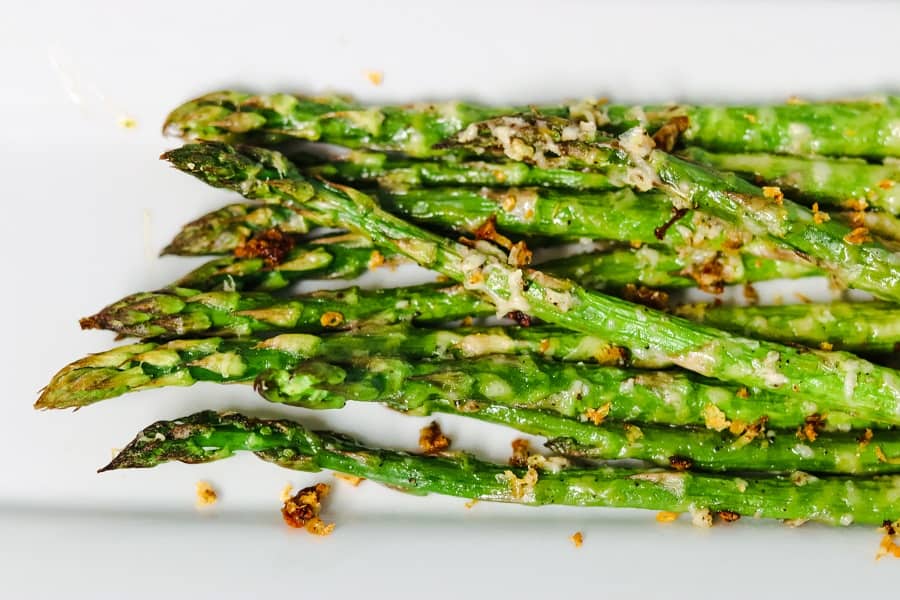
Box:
(2, 1, 899, 597)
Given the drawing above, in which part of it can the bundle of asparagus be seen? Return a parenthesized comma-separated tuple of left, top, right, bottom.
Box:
(41, 91, 900, 532)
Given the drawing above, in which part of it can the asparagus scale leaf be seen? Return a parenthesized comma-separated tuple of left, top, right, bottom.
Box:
(103, 411, 900, 526)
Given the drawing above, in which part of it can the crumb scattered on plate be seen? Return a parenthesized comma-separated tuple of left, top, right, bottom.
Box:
(334, 472, 364, 486)
(464, 499, 478, 510)
(195, 481, 217, 507)
(364, 70, 383, 86)
(570, 531, 584, 547)
(419, 421, 451, 454)
(876, 520, 900, 560)
(280, 483, 294, 503)
(282, 482, 335, 536)
(656, 511, 679, 523)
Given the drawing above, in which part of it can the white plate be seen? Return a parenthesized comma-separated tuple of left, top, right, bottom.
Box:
(3, 1, 899, 597)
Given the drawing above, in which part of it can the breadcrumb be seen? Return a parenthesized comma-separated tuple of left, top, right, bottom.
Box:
(364, 70, 383, 86)
(502, 467, 539, 500)
(281, 483, 335, 535)
(796, 414, 825, 443)
(703, 404, 731, 432)
(858, 428, 874, 451)
(320, 311, 344, 328)
(736, 387, 749, 399)
(656, 511, 679, 523)
(195, 481, 218, 507)
(878, 179, 895, 190)
(876, 520, 900, 560)
(509, 438, 531, 467)
(844, 226, 871, 245)
(811, 202, 831, 224)
(367, 250, 385, 269)
(842, 198, 869, 212)
(762, 186, 784, 205)
(874, 446, 900, 464)
(690, 506, 713, 528)
(570, 531, 584, 547)
(334, 472, 364, 486)
(583, 402, 611, 426)
(717, 510, 741, 523)
(419, 421, 451, 454)
(819, 342, 833, 351)
(464, 499, 479, 510)
(280, 483, 294, 503)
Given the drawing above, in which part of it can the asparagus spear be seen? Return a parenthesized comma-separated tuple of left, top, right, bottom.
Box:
(445, 115, 900, 302)
(165, 91, 900, 159)
(675, 301, 900, 353)
(256, 359, 900, 474)
(162, 203, 309, 255)
(173, 234, 397, 291)
(606, 97, 900, 159)
(307, 149, 617, 191)
(81, 283, 492, 339)
(679, 148, 900, 215)
(39, 324, 666, 409)
(103, 411, 900, 525)
(163, 143, 900, 420)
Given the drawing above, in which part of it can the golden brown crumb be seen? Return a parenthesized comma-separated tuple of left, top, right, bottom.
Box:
(858, 428, 874, 451)
(811, 202, 831, 224)
(281, 483, 334, 535)
(509, 438, 532, 467)
(334, 472, 364, 486)
(570, 531, 584, 547)
(844, 226, 871, 245)
(473, 214, 514, 250)
(629, 240, 643, 249)
(320, 311, 344, 328)
(703, 404, 731, 432)
(234, 228, 296, 267)
(742, 113, 757, 123)
(460, 315, 474, 327)
(736, 387, 750, 399)
(594, 345, 628, 366)
(878, 179, 896, 190)
(364, 70, 383, 86)
(669, 456, 693, 471)
(796, 414, 825, 443)
(876, 521, 900, 560)
(656, 511, 680, 523)
(367, 250, 385, 269)
(651, 116, 689, 152)
(280, 483, 294, 503)
(467, 269, 485, 285)
(819, 342, 833, 351)
(762, 186, 784, 205)
(499, 192, 518, 212)
(435, 274, 451, 283)
(842, 198, 869, 212)
(195, 481, 218, 507)
(507, 240, 533, 267)
(718, 510, 741, 523)
(492, 170, 507, 183)
(583, 403, 611, 426)
(538, 338, 551, 354)
(502, 467, 538, 500)
(874, 446, 900, 464)
(728, 419, 747, 436)
(733, 416, 767, 448)
(418, 421, 451, 454)
(464, 499, 479, 510)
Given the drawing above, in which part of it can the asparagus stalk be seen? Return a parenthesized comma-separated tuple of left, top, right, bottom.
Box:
(165, 91, 900, 159)
(173, 234, 397, 291)
(103, 411, 900, 525)
(81, 283, 492, 339)
(39, 324, 666, 409)
(679, 148, 900, 215)
(307, 149, 617, 191)
(675, 301, 900, 353)
(446, 115, 900, 302)
(163, 143, 900, 421)
(256, 359, 900, 474)
(162, 203, 309, 255)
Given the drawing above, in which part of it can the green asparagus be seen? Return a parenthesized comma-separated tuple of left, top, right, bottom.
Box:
(675, 301, 900, 353)
(256, 359, 900, 474)
(679, 148, 900, 215)
(163, 143, 900, 420)
(165, 91, 900, 159)
(103, 411, 900, 525)
(38, 324, 664, 409)
(81, 283, 492, 339)
(445, 115, 900, 301)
